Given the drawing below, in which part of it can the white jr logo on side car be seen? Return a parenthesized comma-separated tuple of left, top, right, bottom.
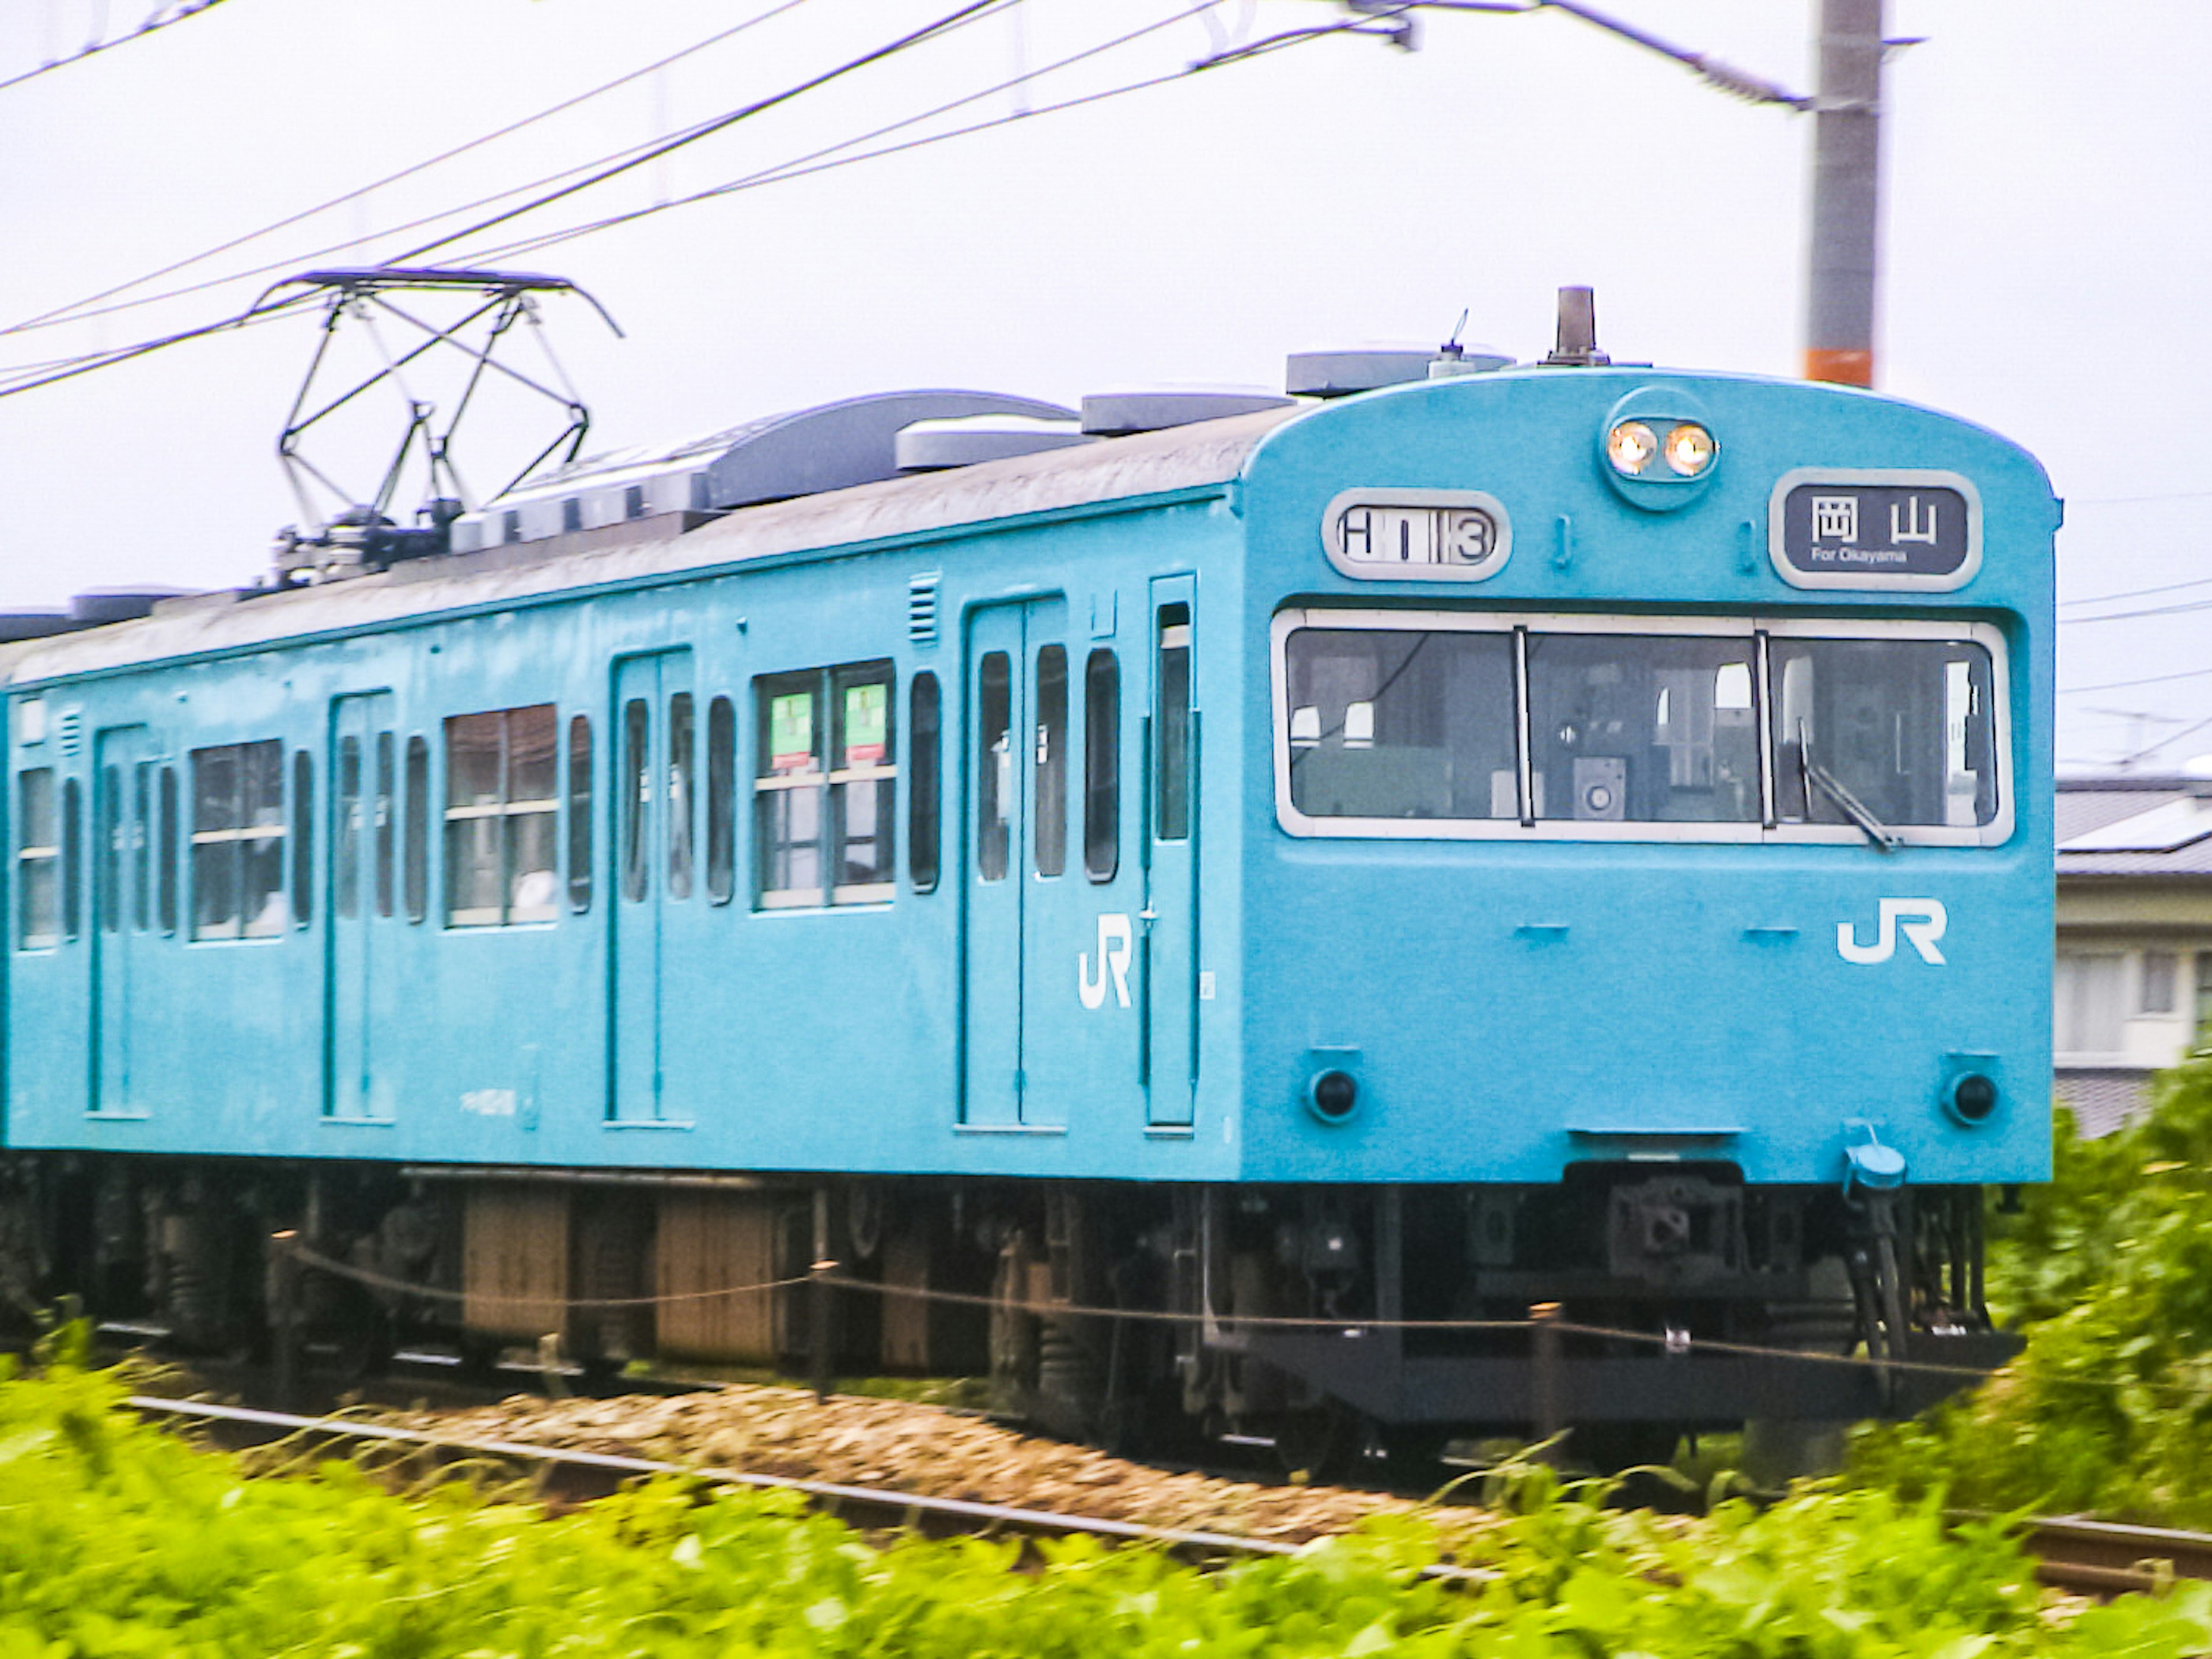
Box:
(1079, 914, 1134, 1009)
(1837, 899, 1948, 966)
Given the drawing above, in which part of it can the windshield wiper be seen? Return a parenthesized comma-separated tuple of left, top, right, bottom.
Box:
(1797, 721, 1902, 853)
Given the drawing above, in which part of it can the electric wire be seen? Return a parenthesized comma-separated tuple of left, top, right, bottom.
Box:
(2115, 711, 2212, 768)
(0, 0, 227, 97)
(2059, 665, 2212, 698)
(2061, 594, 2212, 626)
(2, 0, 821, 339)
(2059, 574, 2212, 610)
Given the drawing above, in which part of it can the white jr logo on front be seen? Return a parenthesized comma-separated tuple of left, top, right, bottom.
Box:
(1837, 899, 1948, 965)
(1079, 914, 1134, 1009)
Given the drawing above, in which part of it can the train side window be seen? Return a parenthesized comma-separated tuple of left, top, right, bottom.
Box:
(98, 764, 121, 935)
(62, 777, 82, 942)
(374, 731, 396, 918)
(190, 740, 285, 940)
(1156, 604, 1191, 841)
(403, 736, 429, 923)
(157, 766, 177, 935)
(668, 691, 695, 902)
(830, 662, 893, 903)
(706, 695, 736, 905)
(755, 673, 823, 907)
(977, 652, 1011, 881)
(1084, 650, 1119, 881)
(621, 699, 649, 904)
(292, 749, 314, 929)
(444, 704, 558, 927)
(566, 715, 592, 914)
(17, 767, 57, 949)
(132, 762, 153, 933)
(1034, 645, 1067, 878)
(336, 736, 362, 921)
(908, 671, 941, 893)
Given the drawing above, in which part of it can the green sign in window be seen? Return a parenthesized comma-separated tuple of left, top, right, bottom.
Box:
(844, 683, 887, 766)
(770, 692, 815, 772)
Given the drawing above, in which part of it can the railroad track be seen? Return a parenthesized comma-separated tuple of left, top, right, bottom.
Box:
(2021, 1515, 2212, 1597)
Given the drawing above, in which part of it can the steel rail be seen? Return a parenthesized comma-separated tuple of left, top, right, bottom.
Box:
(2017, 1515, 2212, 1597)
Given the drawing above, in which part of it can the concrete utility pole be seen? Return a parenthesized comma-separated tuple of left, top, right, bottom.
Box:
(1802, 0, 1884, 387)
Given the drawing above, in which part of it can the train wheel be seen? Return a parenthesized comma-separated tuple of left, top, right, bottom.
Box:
(1271, 1403, 1354, 1483)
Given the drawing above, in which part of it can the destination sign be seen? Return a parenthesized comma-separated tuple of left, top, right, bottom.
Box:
(1322, 488, 1512, 583)
(1769, 470, 1980, 590)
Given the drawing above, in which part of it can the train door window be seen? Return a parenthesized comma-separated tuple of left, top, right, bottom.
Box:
(444, 704, 558, 927)
(403, 736, 429, 923)
(373, 732, 396, 918)
(61, 777, 82, 942)
(157, 766, 177, 935)
(755, 673, 824, 907)
(830, 663, 893, 903)
(706, 695, 736, 905)
(566, 715, 593, 914)
(99, 764, 121, 934)
(336, 736, 363, 921)
(292, 750, 314, 929)
(1083, 650, 1119, 881)
(188, 739, 285, 940)
(1033, 645, 1067, 878)
(1770, 635, 1998, 830)
(976, 652, 1012, 881)
(132, 762, 153, 933)
(1525, 631, 1760, 825)
(1156, 604, 1192, 840)
(667, 691, 695, 902)
(17, 767, 57, 949)
(908, 671, 941, 893)
(621, 699, 649, 903)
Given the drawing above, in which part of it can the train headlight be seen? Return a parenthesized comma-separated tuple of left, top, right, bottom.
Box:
(1945, 1071, 1999, 1126)
(1662, 422, 1716, 477)
(1605, 421, 1658, 476)
(1308, 1069, 1359, 1124)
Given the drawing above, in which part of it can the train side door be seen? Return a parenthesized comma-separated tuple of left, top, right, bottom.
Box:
(962, 600, 1066, 1125)
(328, 692, 396, 1120)
(1144, 579, 1198, 1128)
(611, 650, 694, 1123)
(90, 725, 152, 1115)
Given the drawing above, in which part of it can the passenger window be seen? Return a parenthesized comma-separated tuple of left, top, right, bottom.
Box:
(157, 766, 177, 935)
(99, 765, 121, 935)
(706, 695, 736, 905)
(1084, 650, 1119, 881)
(336, 735, 362, 921)
(1156, 604, 1191, 841)
(755, 674, 823, 907)
(977, 652, 1011, 881)
(566, 716, 593, 914)
(668, 691, 695, 902)
(908, 671, 941, 893)
(62, 777, 82, 942)
(621, 699, 649, 904)
(1034, 645, 1067, 878)
(831, 664, 893, 903)
(374, 731, 396, 918)
(403, 736, 429, 923)
(444, 704, 558, 926)
(133, 762, 153, 933)
(292, 750, 314, 928)
(190, 740, 286, 940)
(17, 766, 57, 949)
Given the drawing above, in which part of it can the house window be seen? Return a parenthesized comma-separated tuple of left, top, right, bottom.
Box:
(2142, 949, 2179, 1016)
(444, 704, 559, 926)
(190, 740, 286, 940)
(2055, 950, 2127, 1055)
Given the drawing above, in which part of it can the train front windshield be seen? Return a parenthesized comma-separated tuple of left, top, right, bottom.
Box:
(1278, 615, 2005, 840)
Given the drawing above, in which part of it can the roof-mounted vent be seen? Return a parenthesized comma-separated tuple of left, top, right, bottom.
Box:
(896, 414, 1094, 472)
(70, 588, 192, 627)
(1079, 387, 1291, 437)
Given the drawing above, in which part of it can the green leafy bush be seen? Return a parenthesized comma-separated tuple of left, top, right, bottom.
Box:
(0, 1362, 2205, 1656)
(1855, 1052, 2212, 1523)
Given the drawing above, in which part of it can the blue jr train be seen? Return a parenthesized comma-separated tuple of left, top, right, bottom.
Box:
(0, 290, 2054, 1457)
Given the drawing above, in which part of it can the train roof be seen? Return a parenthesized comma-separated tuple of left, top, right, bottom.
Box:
(1, 404, 1298, 690)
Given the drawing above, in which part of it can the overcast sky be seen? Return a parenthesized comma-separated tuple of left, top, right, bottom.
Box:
(1, 0, 2206, 771)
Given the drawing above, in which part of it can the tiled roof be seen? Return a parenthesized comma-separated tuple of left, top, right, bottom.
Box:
(2056, 776, 2212, 878)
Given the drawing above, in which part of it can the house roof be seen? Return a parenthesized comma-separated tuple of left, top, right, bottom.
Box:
(2057, 775, 2212, 878)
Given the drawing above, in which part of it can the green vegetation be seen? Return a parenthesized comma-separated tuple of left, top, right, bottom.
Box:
(0, 1358, 2207, 1656)
(1855, 1050, 2212, 1525)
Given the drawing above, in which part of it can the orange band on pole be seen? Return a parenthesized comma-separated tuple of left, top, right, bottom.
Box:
(1804, 347, 1874, 388)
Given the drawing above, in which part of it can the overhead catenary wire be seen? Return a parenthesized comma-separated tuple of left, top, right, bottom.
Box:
(0, 0, 228, 98)
(2059, 664, 2212, 698)
(1, 0, 824, 340)
(2060, 574, 2212, 611)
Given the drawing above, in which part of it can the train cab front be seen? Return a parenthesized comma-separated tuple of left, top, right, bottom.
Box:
(1204, 350, 2057, 1453)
